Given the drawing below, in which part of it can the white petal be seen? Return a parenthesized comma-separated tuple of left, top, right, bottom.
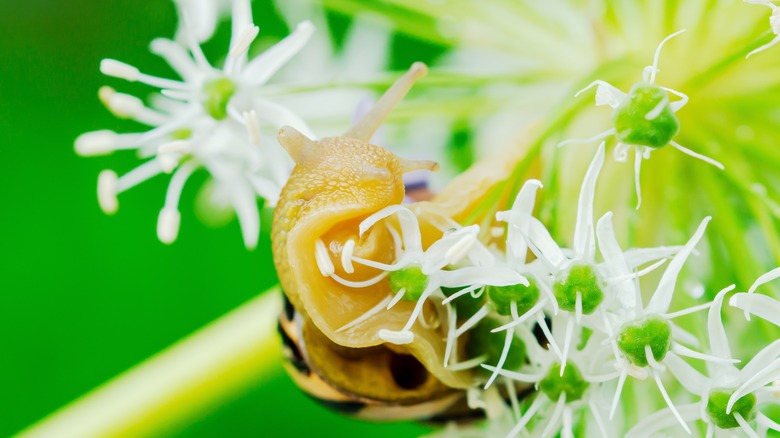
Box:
(623, 246, 681, 269)
(596, 211, 636, 307)
(359, 205, 422, 253)
(624, 403, 700, 438)
(499, 179, 542, 265)
(730, 292, 780, 327)
(707, 285, 737, 361)
(646, 216, 711, 314)
(527, 217, 566, 270)
(252, 98, 317, 139)
(242, 20, 315, 86)
(439, 266, 526, 288)
(572, 142, 605, 259)
(664, 352, 709, 395)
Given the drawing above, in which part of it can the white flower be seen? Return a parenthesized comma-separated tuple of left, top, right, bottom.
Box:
(172, 0, 231, 43)
(729, 266, 780, 324)
(482, 320, 619, 438)
(632, 286, 780, 437)
(744, 0, 780, 58)
(558, 30, 724, 208)
(316, 205, 524, 345)
(599, 215, 743, 433)
(512, 143, 677, 374)
(75, 0, 315, 248)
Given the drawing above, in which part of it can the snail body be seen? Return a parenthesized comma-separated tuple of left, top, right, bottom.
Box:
(271, 63, 523, 417)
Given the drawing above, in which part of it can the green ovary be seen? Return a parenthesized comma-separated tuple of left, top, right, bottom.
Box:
(553, 264, 604, 314)
(487, 278, 540, 316)
(616, 316, 672, 367)
(539, 362, 590, 402)
(612, 82, 680, 148)
(706, 389, 757, 429)
(465, 317, 526, 374)
(202, 77, 237, 120)
(389, 265, 429, 302)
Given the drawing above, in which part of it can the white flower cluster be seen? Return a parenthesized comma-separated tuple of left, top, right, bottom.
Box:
(316, 142, 780, 436)
(75, 0, 315, 249)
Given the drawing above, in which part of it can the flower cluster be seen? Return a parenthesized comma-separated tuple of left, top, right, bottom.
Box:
(76, 0, 315, 248)
(315, 140, 780, 436)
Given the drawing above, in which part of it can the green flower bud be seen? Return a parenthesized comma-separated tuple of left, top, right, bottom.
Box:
(616, 316, 672, 367)
(706, 389, 757, 429)
(465, 317, 526, 374)
(613, 82, 680, 148)
(389, 265, 429, 302)
(539, 362, 590, 402)
(487, 278, 540, 316)
(554, 264, 604, 315)
(203, 77, 237, 120)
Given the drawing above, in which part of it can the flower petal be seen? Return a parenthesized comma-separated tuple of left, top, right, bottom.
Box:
(572, 142, 605, 259)
(646, 216, 711, 314)
(242, 20, 316, 86)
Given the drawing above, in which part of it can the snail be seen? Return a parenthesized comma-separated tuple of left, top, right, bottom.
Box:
(271, 63, 529, 420)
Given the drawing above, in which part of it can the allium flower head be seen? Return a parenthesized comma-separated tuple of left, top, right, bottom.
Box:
(75, 0, 315, 248)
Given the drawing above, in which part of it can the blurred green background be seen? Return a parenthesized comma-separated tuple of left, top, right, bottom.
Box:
(0, 1, 431, 436)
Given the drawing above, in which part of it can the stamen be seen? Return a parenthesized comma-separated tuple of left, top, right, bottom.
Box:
(541, 393, 567, 438)
(506, 378, 521, 422)
(635, 147, 643, 209)
(335, 295, 392, 333)
(157, 140, 191, 173)
(228, 25, 260, 60)
(561, 316, 575, 376)
(609, 366, 627, 419)
(329, 271, 388, 289)
(377, 329, 414, 345)
(341, 239, 356, 274)
(100, 59, 140, 82)
(387, 287, 407, 310)
(442, 284, 483, 305)
(644, 96, 669, 120)
(506, 395, 544, 438)
(243, 110, 262, 146)
(484, 328, 516, 389)
(115, 159, 165, 192)
(669, 141, 725, 170)
(157, 208, 181, 244)
(447, 355, 488, 371)
(536, 312, 562, 359)
(75, 130, 119, 156)
(557, 128, 616, 147)
(672, 344, 740, 364)
(444, 234, 476, 265)
(481, 365, 545, 382)
(315, 239, 335, 277)
(443, 305, 457, 367)
(455, 305, 490, 337)
(734, 413, 759, 438)
(492, 300, 546, 332)
(662, 302, 713, 319)
(607, 258, 667, 283)
(97, 170, 119, 214)
(652, 369, 691, 434)
(589, 400, 608, 437)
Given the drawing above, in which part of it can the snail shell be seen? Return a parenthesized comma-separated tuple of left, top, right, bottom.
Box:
(272, 63, 520, 408)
